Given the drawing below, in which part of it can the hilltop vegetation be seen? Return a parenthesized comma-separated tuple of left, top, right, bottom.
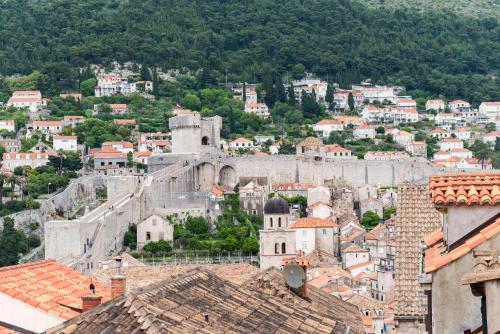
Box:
(0, 0, 498, 103)
(361, 0, 499, 20)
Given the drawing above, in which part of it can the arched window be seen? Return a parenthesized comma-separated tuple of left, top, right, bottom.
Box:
(201, 136, 210, 145)
(274, 243, 279, 254)
(281, 242, 286, 254)
(269, 217, 273, 228)
(278, 217, 282, 227)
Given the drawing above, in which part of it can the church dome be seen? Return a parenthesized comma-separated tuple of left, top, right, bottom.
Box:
(264, 197, 290, 215)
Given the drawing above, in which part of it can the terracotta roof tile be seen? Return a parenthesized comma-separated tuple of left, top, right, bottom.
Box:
(429, 172, 500, 206)
(291, 217, 336, 228)
(0, 259, 111, 319)
(424, 218, 500, 273)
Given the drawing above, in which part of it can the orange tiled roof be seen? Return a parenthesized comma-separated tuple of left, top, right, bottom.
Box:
(0, 259, 111, 320)
(424, 218, 500, 273)
(429, 172, 500, 206)
(114, 119, 136, 125)
(291, 217, 336, 228)
(340, 229, 364, 242)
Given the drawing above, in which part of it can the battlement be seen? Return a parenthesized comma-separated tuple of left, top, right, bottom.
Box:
(168, 113, 201, 130)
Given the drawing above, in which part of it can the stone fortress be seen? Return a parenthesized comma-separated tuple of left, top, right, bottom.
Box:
(45, 112, 444, 273)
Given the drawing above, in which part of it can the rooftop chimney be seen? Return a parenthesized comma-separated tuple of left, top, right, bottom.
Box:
(81, 282, 102, 312)
(111, 256, 126, 298)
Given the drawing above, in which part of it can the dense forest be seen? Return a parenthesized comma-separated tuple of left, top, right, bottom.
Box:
(0, 0, 499, 102)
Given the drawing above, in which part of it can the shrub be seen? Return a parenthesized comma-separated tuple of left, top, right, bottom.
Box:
(28, 234, 41, 248)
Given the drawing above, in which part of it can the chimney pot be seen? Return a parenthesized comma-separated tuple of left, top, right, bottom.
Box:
(82, 292, 102, 312)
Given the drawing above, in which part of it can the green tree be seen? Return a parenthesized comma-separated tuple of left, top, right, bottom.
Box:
(123, 224, 137, 250)
(485, 123, 496, 132)
(348, 92, 355, 110)
(495, 137, 500, 152)
(242, 82, 247, 102)
(80, 78, 96, 97)
(181, 93, 202, 111)
(291, 64, 305, 80)
(0, 218, 20, 266)
(287, 83, 296, 107)
(241, 235, 259, 253)
(185, 216, 209, 235)
(325, 84, 334, 104)
(361, 210, 381, 228)
(140, 64, 151, 81)
(383, 206, 396, 220)
(28, 234, 41, 248)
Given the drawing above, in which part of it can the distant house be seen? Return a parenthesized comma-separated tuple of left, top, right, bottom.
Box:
(438, 138, 463, 151)
(0, 137, 20, 152)
(483, 131, 500, 146)
(291, 217, 338, 255)
(101, 141, 133, 154)
(31, 120, 63, 135)
(361, 86, 396, 104)
(313, 119, 344, 138)
(229, 137, 256, 150)
(353, 124, 376, 139)
(136, 214, 173, 251)
(93, 147, 128, 170)
(450, 127, 471, 141)
(434, 113, 465, 130)
(478, 102, 500, 122)
(254, 135, 275, 145)
(425, 99, 445, 112)
(361, 105, 418, 124)
(396, 99, 416, 110)
(53, 135, 78, 152)
(109, 104, 128, 114)
(63, 115, 85, 127)
(334, 116, 366, 127)
(271, 182, 314, 197)
(430, 128, 450, 139)
(296, 137, 325, 159)
(364, 151, 409, 160)
(387, 128, 414, 147)
(408, 141, 427, 157)
(0, 120, 15, 132)
(6, 90, 47, 112)
(456, 157, 493, 170)
(325, 144, 355, 159)
(140, 132, 169, 142)
(244, 103, 269, 117)
(133, 151, 152, 166)
(448, 100, 471, 113)
(138, 140, 171, 154)
(2, 152, 49, 171)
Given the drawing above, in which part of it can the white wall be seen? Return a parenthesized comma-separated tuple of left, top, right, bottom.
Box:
(53, 139, 77, 151)
(0, 293, 63, 333)
(295, 228, 316, 254)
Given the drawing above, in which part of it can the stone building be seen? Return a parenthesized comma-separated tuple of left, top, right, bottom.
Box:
(292, 217, 338, 256)
(296, 136, 325, 160)
(420, 172, 500, 334)
(259, 198, 296, 271)
(238, 180, 266, 216)
(136, 214, 174, 251)
(168, 112, 222, 154)
(393, 184, 441, 333)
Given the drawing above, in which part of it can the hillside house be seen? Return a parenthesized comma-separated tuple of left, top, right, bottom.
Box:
(425, 99, 445, 112)
(53, 135, 78, 152)
(2, 152, 49, 171)
(6, 90, 47, 112)
(353, 124, 376, 139)
(478, 102, 500, 122)
(31, 121, 63, 135)
(313, 119, 344, 138)
(63, 115, 85, 127)
(0, 120, 15, 132)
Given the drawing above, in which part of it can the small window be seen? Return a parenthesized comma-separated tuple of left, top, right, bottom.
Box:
(274, 243, 279, 254)
(322, 229, 326, 235)
(281, 242, 286, 254)
(146, 232, 151, 240)
(270, 217, 273, 228)
(278, 217, 282, 227)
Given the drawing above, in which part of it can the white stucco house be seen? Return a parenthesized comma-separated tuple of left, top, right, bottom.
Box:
(53, 136, 78, 152)
(136, 214, 174, 251)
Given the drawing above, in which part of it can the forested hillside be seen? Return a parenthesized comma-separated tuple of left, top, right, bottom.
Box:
(0, 0, 499, 102)
(362, 0, 499, 20)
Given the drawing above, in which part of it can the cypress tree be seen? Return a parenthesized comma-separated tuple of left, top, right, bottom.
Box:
(287, 83, 296, 107)
(0, 218, 20, 267)
(274, 75, 287, 103)
(325, 84, 334, 104)
(348, 92, 355, 110)
(242, 82, 247, 102)
(262, 73, 276, 107)
(140, 64, 151, 81)
(152, 70, 159, 99)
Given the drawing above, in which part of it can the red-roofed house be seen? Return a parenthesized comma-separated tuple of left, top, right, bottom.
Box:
(425, 99, 445, 112)
(6, 90, 46, 112)
(31, 121, 63, 135)
(63, 115, 85, 127)
(244, 102, 269, 117)
(483, 131, 500, 146)
(325, 144, 355, 159)
(479, 101, 500, 122)
(229, 137, 256, 150)
(138, 140, 171, 154)
(101, 141, 133, 154)
(113, 119, 136, 127)
(313, 119, 344, 138)
(0, 259, 111, 333)
(109, 104, 128, 114)
(438, 137, 463, 151)
(2, 152, 49, 171)
(53, 135, 78, 152)
(342, 244, 370, 269)
(353, 124, 375, 139)
(291, 217, 338, 255)
(448, 100, 471, 113)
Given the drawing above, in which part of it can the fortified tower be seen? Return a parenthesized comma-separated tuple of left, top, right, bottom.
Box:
(169, 113, 222, 154)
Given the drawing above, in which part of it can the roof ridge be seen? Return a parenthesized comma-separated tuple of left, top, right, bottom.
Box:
(0, 258, 56, 273)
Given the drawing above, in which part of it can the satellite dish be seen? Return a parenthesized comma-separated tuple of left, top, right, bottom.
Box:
(283, 262, 306, 289)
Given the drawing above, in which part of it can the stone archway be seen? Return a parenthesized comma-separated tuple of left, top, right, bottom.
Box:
(196, 162, 216, 192)
(201, 136, 210, 146)
(218, 165, 237, 190)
